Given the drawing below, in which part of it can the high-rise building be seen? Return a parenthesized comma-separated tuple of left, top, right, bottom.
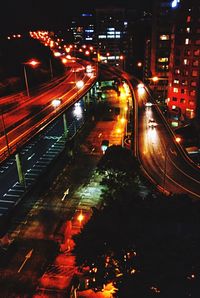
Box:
(95, 7, 131, 69)
(150, 0, 174, 103)
(71, 13, 95, 44)
(168, 0, 200, 121)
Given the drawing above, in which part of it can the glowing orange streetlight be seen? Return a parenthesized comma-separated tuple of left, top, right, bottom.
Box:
(85, 50, 90, 56)
(77, 210, 84, 225)
(152, 76, 159, 82)
(175, 137, 181, 143)
(62, 57, 68, 64)
(28, 59, 40, 67)
(23, 59, 40, 97)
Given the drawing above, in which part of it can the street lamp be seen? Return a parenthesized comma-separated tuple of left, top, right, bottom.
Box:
(49, 58, 53, 80)
(77, 210, 84, 226)
(162, 137, 181, 194)
(148, 76, 168, 103)
(1, 110, 10, 156)
(119, 55, 125, 70)
(51, 98, 68, 138)
(23, 59, 40, 97)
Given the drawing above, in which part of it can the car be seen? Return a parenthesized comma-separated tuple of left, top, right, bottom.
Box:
(101, 140, 109, 153)
(148, 118, 157, 128)
(145, 102, 153, 107)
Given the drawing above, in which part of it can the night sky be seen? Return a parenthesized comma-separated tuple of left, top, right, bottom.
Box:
(0, 0, 153, 34)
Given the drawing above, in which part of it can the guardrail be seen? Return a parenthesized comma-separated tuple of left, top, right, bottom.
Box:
(0, 75, 97, 164)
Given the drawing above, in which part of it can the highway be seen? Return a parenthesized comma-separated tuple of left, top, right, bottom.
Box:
(0, 60, 96, 161)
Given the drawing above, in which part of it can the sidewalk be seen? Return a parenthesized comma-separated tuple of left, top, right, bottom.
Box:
(33, 88, 129, 298)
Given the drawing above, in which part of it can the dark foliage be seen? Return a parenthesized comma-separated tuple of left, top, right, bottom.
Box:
(97, 145, 139, 174)
(73, 145, 200, 297)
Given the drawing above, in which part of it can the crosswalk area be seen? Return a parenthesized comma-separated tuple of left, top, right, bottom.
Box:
(45, 264, 75, 277)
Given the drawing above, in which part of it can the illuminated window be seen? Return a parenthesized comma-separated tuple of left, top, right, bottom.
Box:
(192, 70, 198, 76)
(99, 35, 106, 39)
(173, 87, 178, 93)
(158, 57, 168, 62)
(187, 16, 191, 22)
(183, 59, 189, 65)
(175, 69, 180, 74)
(174, 79, 179, 84)
(186, 27, 190, 33)
(190, 90, 196, 96)
(193, 60, 199, 66)
(189, 100, 195, 105)
(185, 38, 190, 44)
(194, 49, 200, 56)
(160, 34, 170, 40)
(191, 81, 197, 86)
(182, 80, 188, 85)
(184, 49, 191, 56)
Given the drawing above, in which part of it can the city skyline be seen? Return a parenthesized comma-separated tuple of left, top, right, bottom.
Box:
(0, 0, 153, 33)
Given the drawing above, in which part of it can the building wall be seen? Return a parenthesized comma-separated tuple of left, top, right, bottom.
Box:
(150, 0, 174, 103)
(95, 8, 129, 69)
(168, 0, 200, 120)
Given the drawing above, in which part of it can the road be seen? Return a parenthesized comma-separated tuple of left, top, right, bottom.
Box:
(133, 80, 200, 199)
(0, 88, 128, 297)
(100, 66, 200, 199)
(0, 60, 97, 161)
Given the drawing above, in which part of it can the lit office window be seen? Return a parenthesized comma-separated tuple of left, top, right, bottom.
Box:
(185, 38, 189, 44)
(187, 16, 191, 22)
(191, 81, 197, 86)
(99, 35, 106, 39)
(183, 59, 189, 65)
(174, 79, 179, 84)
(158, 57, 168, 62)
(160, 34, 170, 40)
(192, 70, 198, 76)
(173, 87, 178, 93)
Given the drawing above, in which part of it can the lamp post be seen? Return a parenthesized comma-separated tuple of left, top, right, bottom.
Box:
(49, 58, 53, 80)
(120, 55, 125, 71)
(148, 76, 168, 103)
(162, 137, 181, 194)
(23, 59, 40, 97)
(1, 110, 10, 156)
(51, 99, 68, 138)
(77, 210, 84, 226)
